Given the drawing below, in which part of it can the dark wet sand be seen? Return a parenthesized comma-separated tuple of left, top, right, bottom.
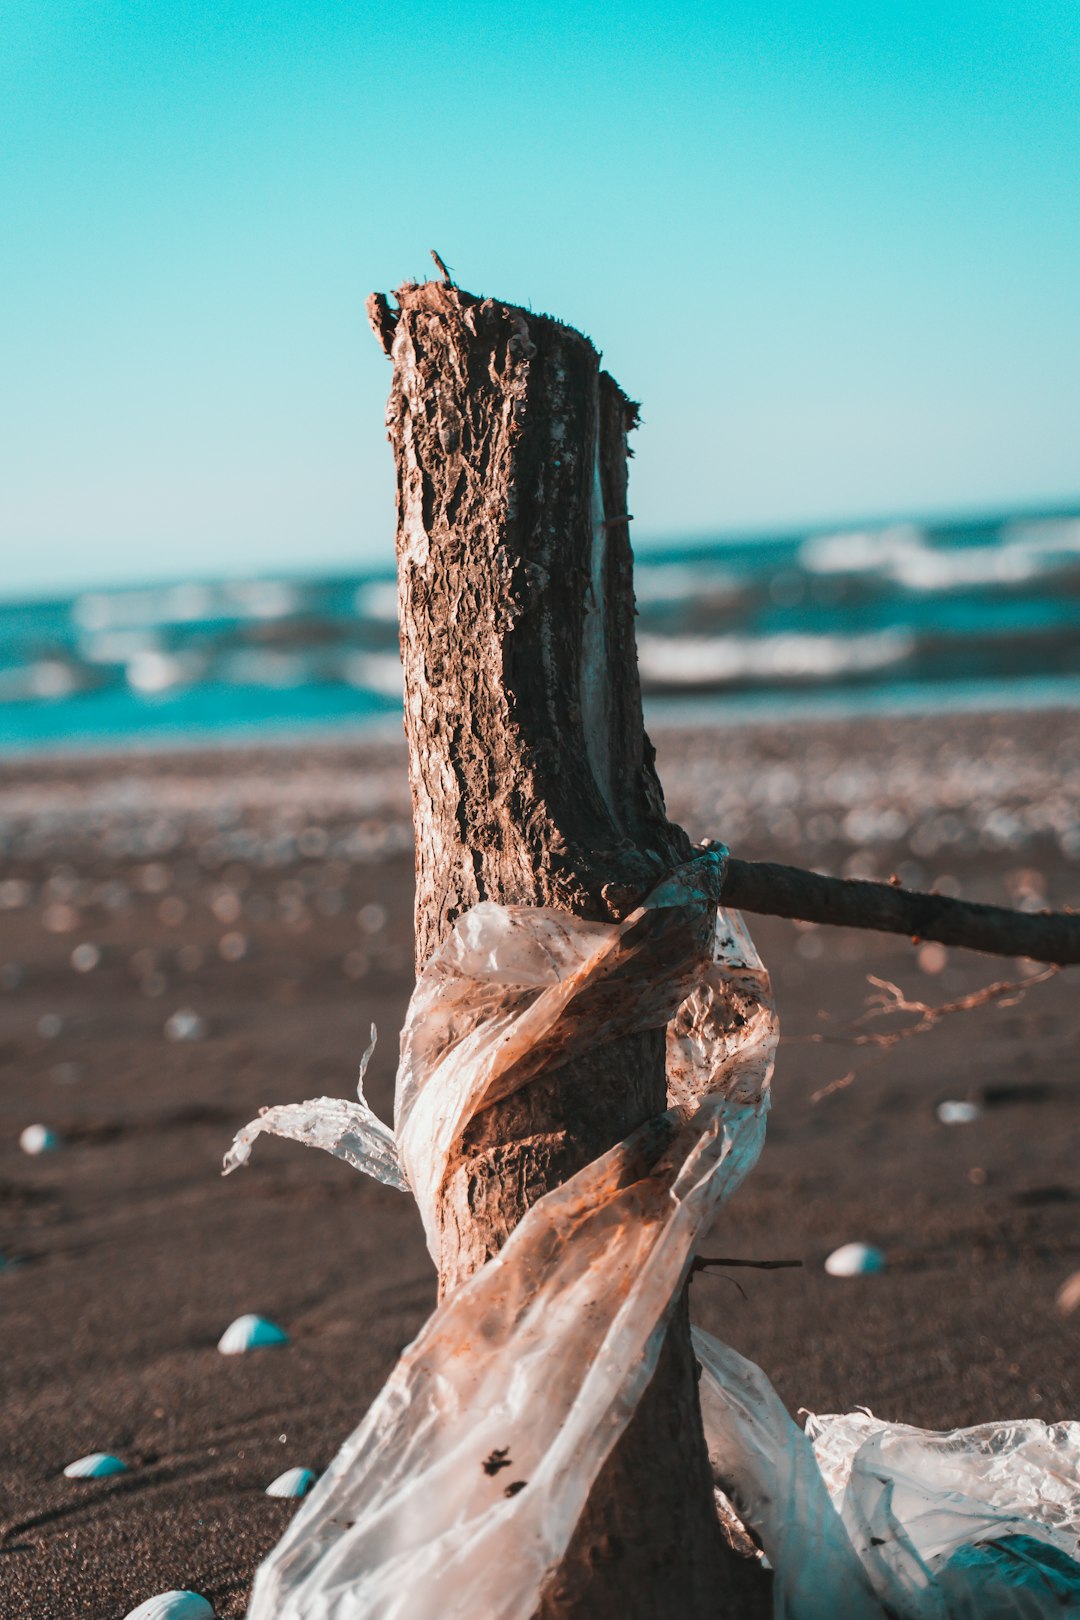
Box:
(1, 710, 1078, 1618)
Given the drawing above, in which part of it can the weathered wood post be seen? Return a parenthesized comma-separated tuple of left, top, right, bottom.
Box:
(368, 274, 769, 1617)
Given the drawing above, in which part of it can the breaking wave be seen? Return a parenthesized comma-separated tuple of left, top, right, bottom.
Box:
(3, 504, 1079, 749)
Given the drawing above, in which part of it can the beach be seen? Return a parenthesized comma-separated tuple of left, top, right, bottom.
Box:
(2, 708, 1078, 1619)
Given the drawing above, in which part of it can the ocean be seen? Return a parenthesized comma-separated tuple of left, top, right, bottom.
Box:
(2, 508, 1079, 754)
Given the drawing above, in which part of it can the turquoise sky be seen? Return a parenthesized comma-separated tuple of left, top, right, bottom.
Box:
(2, 1, 1078, 596)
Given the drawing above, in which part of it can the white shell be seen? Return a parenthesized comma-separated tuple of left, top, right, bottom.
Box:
(123, 1595, 214, 1620)
(265, 1465, 317, 1498)
(20, 1123, 60, 1155)
(165, 1008, 206, 1042)
(936, 1099, 982, 1125)
(824, 1242, 886, 1277)
(64, 1451, 128, 1478)
(217, 1313, 289, 1354)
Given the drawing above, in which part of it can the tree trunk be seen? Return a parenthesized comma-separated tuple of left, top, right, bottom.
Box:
(370, 276, 769, 1618)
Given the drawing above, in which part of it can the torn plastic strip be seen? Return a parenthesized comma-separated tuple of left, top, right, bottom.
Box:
(223, 1023, 407, 1192)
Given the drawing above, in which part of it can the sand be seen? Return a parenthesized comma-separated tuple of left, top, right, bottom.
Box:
(1, 709, 1078, 1618)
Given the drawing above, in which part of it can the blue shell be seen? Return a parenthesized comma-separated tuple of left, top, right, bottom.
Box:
(824, 1242, 886, 1276)
(63, 1452, 128, 1479)
(265, 1466, 317, 1498)
(217, 1313, 289, 1354)
(123, 1594, 215, 1620)
(20, 1123, 60, 1155)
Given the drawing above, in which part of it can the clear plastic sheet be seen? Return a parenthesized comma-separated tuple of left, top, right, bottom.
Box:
(695, 1334, 1080, 1618)
(806, 1407, 1080, 1618)
(225, 848, 1080, 1619)
(693, 1330, 883, 1620)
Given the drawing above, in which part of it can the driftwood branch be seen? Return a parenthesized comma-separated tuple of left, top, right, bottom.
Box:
(721, 857, 1080, 966)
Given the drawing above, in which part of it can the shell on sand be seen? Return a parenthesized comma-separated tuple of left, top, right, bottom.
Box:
(936, 1099, 982, 1125)
(164, 1007, 206, 1042)
(63, 1452, 128, 1479)
(265, 1465, 317, 1498)
(1056, 1269, 1080, 1317)
(123, 1594, 215, 1620)
(824, 1242, 886, 1277)
(216, 1313, 288, 1354)
(20, 1123, 60, 1155)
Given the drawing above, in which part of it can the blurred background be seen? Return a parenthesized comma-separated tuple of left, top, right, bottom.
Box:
(3, 8, 1079, 1616)
(4, 514, 1080, 749)
(2, 0, 1079, 749)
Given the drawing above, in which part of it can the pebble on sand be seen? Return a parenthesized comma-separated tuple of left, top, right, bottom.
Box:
(217, 1313, 289, 1354)
(1056, 1270, 1080, 1318)
(936, 1100, 982, 1125)
(71, 941, 102, 973)
(123, 1594, 215, 1620)
(266, 1465, 317, 1498)
(164, 1008, 205, 1042)
(43, 903, 79, 934)
(824, 1242, 886, 1277)
(917, 941, 949, 974)
(63, 1452, 128, 1478)
(20, 1123, 60, 1155)
(211, 891, 243, 925)
(218, 930, 248, 962)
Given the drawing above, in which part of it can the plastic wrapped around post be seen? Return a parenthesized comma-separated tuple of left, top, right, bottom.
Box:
(233, 852, 779, 1620)
(392, 851, 741, 1262)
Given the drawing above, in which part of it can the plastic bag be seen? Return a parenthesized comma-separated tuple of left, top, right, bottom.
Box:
(806, 1407, 1080, 1619)
(695, 1332, 1080, 1619)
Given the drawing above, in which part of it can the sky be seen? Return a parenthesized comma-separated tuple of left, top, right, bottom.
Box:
(1, 0, 1078, 598)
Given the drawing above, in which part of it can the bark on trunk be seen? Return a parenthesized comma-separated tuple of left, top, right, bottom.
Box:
(371, 277, 769, 1618)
